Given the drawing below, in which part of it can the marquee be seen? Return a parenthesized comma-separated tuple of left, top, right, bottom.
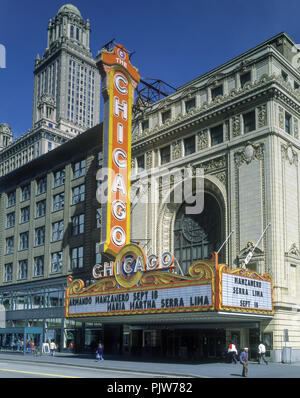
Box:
(65, 248, 274, 318)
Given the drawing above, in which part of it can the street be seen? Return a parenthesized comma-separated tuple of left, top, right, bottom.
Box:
(0, 359, 177, 378)
(0, 353, 299, 379)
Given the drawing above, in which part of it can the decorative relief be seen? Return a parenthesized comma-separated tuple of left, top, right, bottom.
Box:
(285, 243, 300, 258)
(239, 241, 263, 256)
(146, 151, 153, 169)
(234, 141, 264, 166)
(214, 171, 227, 186)
(172, 140, 182, 160)
(257, 104, 267, 128)
(224, 120, 230, 141)
(197, 156, 227, 173)
(197, 129, 209, 150)
(281, 143, 298, 166)
(278, 106, 284, 129)
(232, 115, 241, 137)
(293, 117, 298, 139)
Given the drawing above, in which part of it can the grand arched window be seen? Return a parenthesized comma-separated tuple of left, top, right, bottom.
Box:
(174, 193, 222, 274)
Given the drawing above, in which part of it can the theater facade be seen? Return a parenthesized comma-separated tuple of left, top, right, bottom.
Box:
(65, 33, 300, 363)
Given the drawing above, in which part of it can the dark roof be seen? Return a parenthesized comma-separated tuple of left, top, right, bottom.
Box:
(0, 123, 102, 193)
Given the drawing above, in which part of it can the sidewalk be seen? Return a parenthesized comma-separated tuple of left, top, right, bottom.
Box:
(0, 351, 299, 378)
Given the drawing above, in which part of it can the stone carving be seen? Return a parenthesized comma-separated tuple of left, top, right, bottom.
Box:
(234, 142, 264, 166)
(198, 156, 227, 173)
(214, 171, 227, 186)
(172, 140, 182, 160)
(286, 243, 300, 258)
(197, 129, 209, 151)
(232, 115, 241, 137)
(281, 143, 298, 166)
(294, 117, 298, 139)
(278, 106, 284, 129)
(257, 104, 267, 128)
(146, 151, 153, 169)
(239, 241, 263, 256)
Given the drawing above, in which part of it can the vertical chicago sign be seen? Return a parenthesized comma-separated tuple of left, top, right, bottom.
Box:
(97, 45, 140, 257)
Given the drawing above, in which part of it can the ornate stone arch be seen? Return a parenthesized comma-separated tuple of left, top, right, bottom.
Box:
(156, 172, 228, 261)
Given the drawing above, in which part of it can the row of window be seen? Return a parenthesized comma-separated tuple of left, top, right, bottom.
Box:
(1, 290, 65, 310)
(5, 210, 101, 254)
(4, 247, 83, 282)
(139, 71, 253, 133)
(6, 185, 85, 227)
(136, 110, 257, 168)
(6, 160, 86, 208)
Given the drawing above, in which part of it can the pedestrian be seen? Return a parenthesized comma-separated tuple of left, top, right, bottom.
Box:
(227, 342, 238, 363)
(49, 340, 57, 356)
(257, 342, 268, 365)
(240, 347, 249, 377)
(96, 343, 104, 361)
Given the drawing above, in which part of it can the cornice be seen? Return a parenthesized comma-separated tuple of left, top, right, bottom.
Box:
(132, 74, 300, 150)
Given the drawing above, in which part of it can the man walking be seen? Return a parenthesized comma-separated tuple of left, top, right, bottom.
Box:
(240, 347, 249, 377)
(257, 342, 268, 365)
(228, 342, 238, 363)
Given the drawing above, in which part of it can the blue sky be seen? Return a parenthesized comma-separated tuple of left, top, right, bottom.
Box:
(0, 0, 300, 139)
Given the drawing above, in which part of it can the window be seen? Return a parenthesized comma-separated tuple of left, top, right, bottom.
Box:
(70, 247, 83, 269)
(211, 85, 223, 100)
(51, 252, 62, 273)
(240, 71, 251, 87)
(5, 237, 14, 254)
(72, 184, 85, 204)
(19, 232, 29, 250)
(36, 176, 47, 195)
(34, 226, 45, 246)
(137, 155, 145, 171)
(53, 193, 64, 211)
(72, 160, 86, 179)
(4, 263, 13, 282)
(160, 146, 170, 165)
(52, 221, 64, 242)
(96, 208, 101, 229)
(210, 125, 223, 146)
(281, 70, 288, 82)
(20, 206, 30, 223)
(185, 98, 196, 112)
(294, 81, 299, 90)
(6, 212, 15, 228)
(141, 119, 149, 131)
(70, 25, 74, 38)
(184, 136, 196, 156)
(174, 195, 221, 274)
(243, 111, 256, 133)
(34, 256, 44, 277)
(18, 260, 28, 280)
(53, 169, 65, 187)
(7, 191, 16, 208)
(161, 109, 171, 124)
(21, 185, 30, 202)
(72, 214, 85, 235)
(36, 200, 46, 218)
(285, 112, 292, 134)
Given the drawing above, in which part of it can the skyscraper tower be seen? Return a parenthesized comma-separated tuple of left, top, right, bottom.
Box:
(32, 4, 100, 135)
(0, 4, 101, 176)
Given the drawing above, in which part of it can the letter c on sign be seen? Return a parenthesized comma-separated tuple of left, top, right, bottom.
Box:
(115, 74, 128, 95)
(113, 149, 127, 168)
